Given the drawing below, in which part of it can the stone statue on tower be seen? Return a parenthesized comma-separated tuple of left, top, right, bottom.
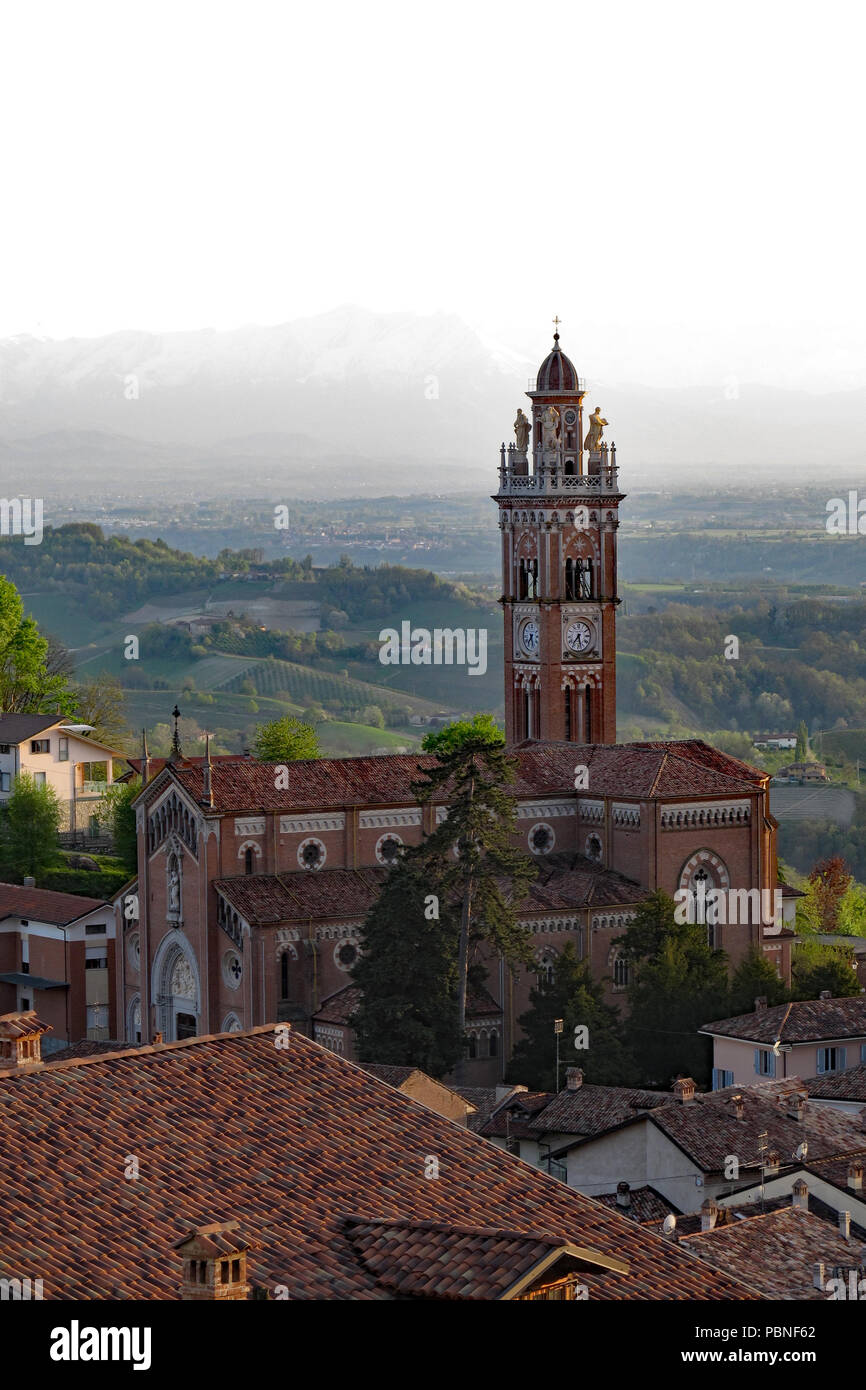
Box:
(541, 405, 560, 451)
(513, 408, 531, 452)
(584, 406, 609, 453)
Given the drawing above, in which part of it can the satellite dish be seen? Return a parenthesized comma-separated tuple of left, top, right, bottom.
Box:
(795, 1141, 808, 1161)
(662, 1214, 677, 1235)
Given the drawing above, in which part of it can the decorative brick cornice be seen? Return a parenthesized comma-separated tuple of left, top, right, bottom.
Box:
(280, 814, 346, 834)
(576, 798, 604, 823)
(517, 800, 576, 819)
(612, 803, 641, 829)
(660, 800, 751, 831)
(234, 817, 265, 837)
(359, 809, 422, 829)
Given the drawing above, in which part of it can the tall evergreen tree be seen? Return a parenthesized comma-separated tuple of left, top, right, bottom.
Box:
(507, 942, 638, 1091)
(352, 857, 461, 1075)
(795, 719, 809, 763)
(727, 947, 790, 1016)
(412, 738, 537, 1049)
(617, 891, 729, 1088)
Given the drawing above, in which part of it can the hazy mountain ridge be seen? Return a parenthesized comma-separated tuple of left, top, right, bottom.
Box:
(0, 307, 863, 495)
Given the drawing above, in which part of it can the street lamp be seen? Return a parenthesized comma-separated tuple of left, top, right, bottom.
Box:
(554, 1018, 564, 1092)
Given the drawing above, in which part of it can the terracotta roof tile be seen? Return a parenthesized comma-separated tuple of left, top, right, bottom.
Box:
(164, 739, 761, 815)
(702, 998, 866, 1044)
(0, 881, 108, 925)
(649, 1083, 864, 1176)
(0, 1027, 757, 1300)
(680, 1207, 862, 1299)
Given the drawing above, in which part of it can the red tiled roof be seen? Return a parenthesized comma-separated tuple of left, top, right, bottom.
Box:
(215, 856, 644, 929)
(701, 998, 866, 1045)
(0, 1026, 756, 1300)
(121, 753, 252, 783)
(649, 1084, 864, 1176)
(0, 881, 108, 925)
(526, 1084, 673, 1141)
(680, 1207, 861, 1300)
(804, 1064, 866, 1103)
(314, 985, 361, 1026)
(45, 1039, 136, 1063)
(343, 1217, 593, 1300)
(481, 1091, 556, 1139)
(164, 738, 761, 815)
(215, 869, 384, 924)
(594, 1186, 679, 1224)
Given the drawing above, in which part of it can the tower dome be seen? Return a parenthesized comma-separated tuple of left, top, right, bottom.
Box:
(535, 333, 579, 392)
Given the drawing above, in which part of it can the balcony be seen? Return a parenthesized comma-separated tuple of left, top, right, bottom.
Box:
(497, 442, 619, 498)
(77, 780, 108, 797)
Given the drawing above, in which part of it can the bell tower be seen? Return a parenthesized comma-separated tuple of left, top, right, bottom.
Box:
(496, 328, 624, 746)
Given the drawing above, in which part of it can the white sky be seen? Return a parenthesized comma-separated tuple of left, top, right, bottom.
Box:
(2, 0, 864, 388)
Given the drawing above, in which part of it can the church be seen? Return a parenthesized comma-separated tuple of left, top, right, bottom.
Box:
(116, 332, 794, 1082)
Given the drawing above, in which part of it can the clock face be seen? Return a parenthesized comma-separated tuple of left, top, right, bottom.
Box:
(521, 620, 540, 656)
(565, 620, 593, 653)
(564, 409, 577, 425)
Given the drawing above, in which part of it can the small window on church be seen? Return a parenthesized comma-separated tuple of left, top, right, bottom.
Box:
(244, 846, 254, 875)
(467, 1035, 477, 1059)
(489, 1030, 498, 1057)
(280, 952, 290, 1000)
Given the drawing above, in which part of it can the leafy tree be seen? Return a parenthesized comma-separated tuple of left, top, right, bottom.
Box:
(0, 575, 76, 714)
(796, 719, 810, 762)
(727, 947, 790, 1016)
(412, 739, 536, 1057)
(617, 891, 729, 1088)
(807, 856, 852, 933)
(252, 715, 319, 762)
(792, 941, 860, 999)
(422, 714, 505, 755)
(353, 860, 461, 1075)
(0, 773, 62, 880)
(507, 942, 638, 1090)
(73, 672, 129, 748)
(97, 780, 140, 876)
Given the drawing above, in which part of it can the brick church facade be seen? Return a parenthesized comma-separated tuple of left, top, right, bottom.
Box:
(116, 334, 794, 1082)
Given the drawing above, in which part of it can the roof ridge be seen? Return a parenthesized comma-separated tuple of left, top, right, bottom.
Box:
(3, 1022, 283, 1079)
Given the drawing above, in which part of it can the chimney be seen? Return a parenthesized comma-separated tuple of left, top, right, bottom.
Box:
(23, 876, 35, 888)
(616, 1181, 631, 1210)
(153, 1031, 163, 1044)
(731, 1093, 745, 1120)
(754, 996, 768, 1013)
(566, 1068, 584, 1091)
(673, 1077, 696, 1105)
(174, 1221, 252, 1301)
(787, 1092, 807, 1123)
(701, 1198, 719, 1232)
(848, 1159, 863, 1192)
(792, 1178, 809, 1211)
(765, 1150, 780, 1177)
(0, 1010, 51, 1069)
(839, 1210, 852, 1240)
(813, 1262, 826, 1290)
(819, 990, 832, 1000)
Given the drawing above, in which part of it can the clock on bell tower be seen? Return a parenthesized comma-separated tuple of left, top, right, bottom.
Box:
(496, 328, 624, 746)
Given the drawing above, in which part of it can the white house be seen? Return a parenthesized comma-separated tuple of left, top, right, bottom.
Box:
(0, 715, 123, 831)
(700, 995, 866, 1090)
